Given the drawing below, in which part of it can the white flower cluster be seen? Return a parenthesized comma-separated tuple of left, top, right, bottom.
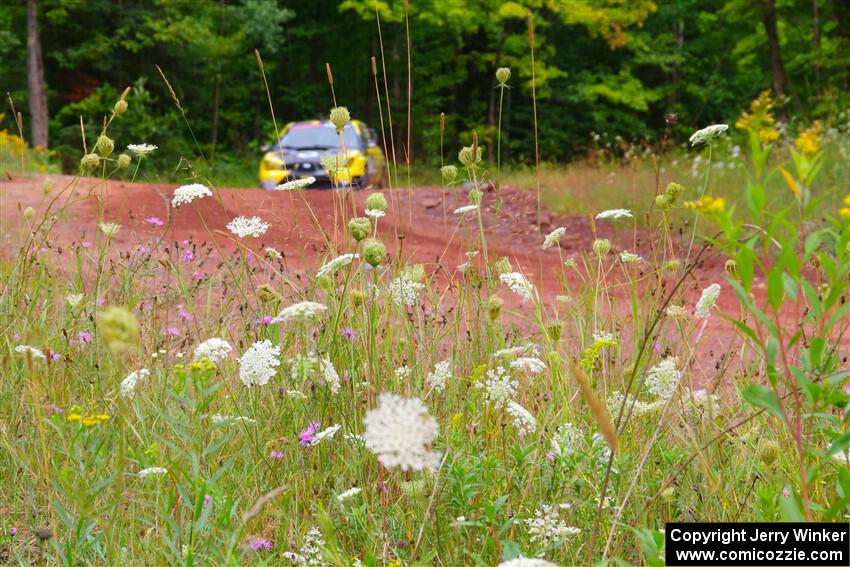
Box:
(281, 526, 326, 566)
(592, 330, 617, 344)
(127, 143, 157, 156)
(275, 176, 316, 191)
(211, 414, 257, 425)
(500, 272, 533, 301)
(695, 283, 721, 318)
(495, 344, 540, 359)
(171, 183, 212, 207)
(506, 401, 536, 437)
(227, 215, 269, 238)
(99, 222, 120, 236)
(274, 301, 328, 323)
(316, 253, 358, 278)
(619, 251, 641, 263)
(138, 466, 168, 479)
(14, 345, 46, 361)
(510, 357, 546, 375)
(595, 208, 633, 221)
(120, 368, 151, 398)
(238, 340, 281, 387)
(365, 208, 385, 219)
(266, 247, 282, 259)
(193, 337, 233, 363)
(542, 226, 566, 249)
(550, 423, 584, 458)
(395, 365, 412, 381)
(336, 487, 361, 502)
(606, 390, 664, 418)
(363, 393, 440, 471)
(388, 277, 425, 308)
(310, 424, 341, 446)
(689, 123, 729, 146)
(454, 204, 479, 215)
(320, 355, 341, 394)
(523, 503, 581, 547)
(477, 366, 518, 409)
(645, 357, 681, 399)
(426, 360, 452, 393)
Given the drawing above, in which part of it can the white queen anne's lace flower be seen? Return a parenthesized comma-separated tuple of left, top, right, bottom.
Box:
(336, 487, 362, 501)
(542, 226, 566, 249)
(320, 355, 341, 393)
(363, 393, 440, 471)
(238, 340, 281, 387)
(316, 254, 358, 278)
(454, 204, 479, 215)
(477, 366, 518, 409)
(497, 558, 558, 567)
(171, 183, 212, 207)
(426, 360, 452, 393)
(388, 277, 425, 308)
(227, 215, 269, 238)
(595, 208, 633, 221)
(506, 401, 536, 437)
(645, 357, 680, 399)
(282, 526, 325, 565)
(550, 423, 584, 458)
(138, 466, 168, 478)
(620, 251, 641, 263)
(523, 503, 581, 546)
(689, 123, 729, 146)
(14, 345, 46, 361)
(500, 272, 534, 301)
(365, 208, 385, 219)
(275, 176, 316, 191)
(120, 368, 150, 398)
(211, 414, 257, 425)
(310, 424, 341, 446)
(695, 283, 721, 318)
(193, 337, 233, 363)
(274, 301, 328, 323)
(510, 357, 546, 374)
(126, 143, 157, 156)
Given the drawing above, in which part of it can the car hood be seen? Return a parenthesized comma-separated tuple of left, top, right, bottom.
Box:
(263, 148, 363, 165)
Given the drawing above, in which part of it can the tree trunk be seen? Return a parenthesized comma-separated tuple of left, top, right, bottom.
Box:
(210, 73, 221, 166)
(26, 0, 49, 149)
(760, 0, 788, 118)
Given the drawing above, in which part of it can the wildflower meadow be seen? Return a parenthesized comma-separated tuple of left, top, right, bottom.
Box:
(2, 3, 850, 567)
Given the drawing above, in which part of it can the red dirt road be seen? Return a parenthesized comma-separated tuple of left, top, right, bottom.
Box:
(1, 174, 741, 383)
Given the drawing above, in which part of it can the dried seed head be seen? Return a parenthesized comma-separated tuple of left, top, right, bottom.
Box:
(362, 238, 387, 267)
(114, 98, 128, 115)
(592, 238, 611, 257)
(117, 153, 132, 168)
(495, 67, 511, 86)
(95, 135, 114, 157)
(348, 217, 371, 242)
(80, 153, 100, 172)
(365, 192, 388, 212)
(458, 145, 481, 167)
(441, 164, 458, 183)
(329, 106, 350, 131)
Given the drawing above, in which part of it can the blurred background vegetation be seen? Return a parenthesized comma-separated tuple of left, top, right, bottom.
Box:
(1, 0, 849, 186)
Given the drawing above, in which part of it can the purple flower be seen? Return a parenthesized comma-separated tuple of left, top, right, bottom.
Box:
(97, 297, 106, 306)
(46, 348, 61, 362)
(8, 527, 16, 536)
(182, 249, 194, 263)
(204, 494, 213, 507)
(41, 247, 48, 253)
(166, 327, 181, 337)
(249, 537, 272, 551)
(82, 240, 92, 248)
(145, 216, 164, 226)
(299, 421, 320, 447)
(255, 315, 274, 325)
(340, 328, 357, 340)
(78, 331, 92, 344)
(178, 306, 193, 321)
(269, 450, 285, 459)
(48, 403, 63, 416)
(138, 245, 151, 255)
(191, 271, 203, 280)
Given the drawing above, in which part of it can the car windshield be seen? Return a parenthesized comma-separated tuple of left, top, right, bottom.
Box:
(272, 124, 362, 151)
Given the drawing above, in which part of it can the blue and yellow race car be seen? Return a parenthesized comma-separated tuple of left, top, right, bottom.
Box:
(258, 119, 386, 189)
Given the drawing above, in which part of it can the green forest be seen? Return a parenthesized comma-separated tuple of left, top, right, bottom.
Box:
(2, 0, 849, 180)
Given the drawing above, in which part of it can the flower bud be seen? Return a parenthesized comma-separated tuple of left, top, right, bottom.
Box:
(348, 217, 371, 242)
(458, 145, 481, 167)
(655, 194, 672, 210)
(665, 182, 685, 203)
(350, 289, 366, 307)
(365, 192, 388, 212)
(758, 439, 780, 466)
(485, 296, 503, 321)
(494, 257, 512, 275)
(23, 206, 35, 220)
(255, 284, 280, 303)
(95, 305, 140, 356)
(362, 238, 386, 267)
(95, 135, 115, 158)
(468, 188, 482, 205)
(114, 98, 128, 115)
(80, 153, 100, 172)
(117, 153, 132, 168)
(329, 106, 350, 131)
(663, 259, 681, 272)
(495, 67, 511, 86)
(441, 164, 458, 183)
(592, 238, 610, 257)
(724, 259, 738, 277)
(546, 323, 562, 342)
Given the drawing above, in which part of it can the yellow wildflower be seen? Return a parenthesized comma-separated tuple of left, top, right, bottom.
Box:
(839, 195, 850, 221)
(685, 195, 726, 215)
(794, 121, 822, 155)
(735, 90, 780, 145)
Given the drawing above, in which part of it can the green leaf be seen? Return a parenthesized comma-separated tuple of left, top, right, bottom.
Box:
(767, 266, 785, 310)
(742, 383, 785, 423)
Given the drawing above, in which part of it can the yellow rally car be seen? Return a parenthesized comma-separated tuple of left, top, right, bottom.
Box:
(258, 119, 386, 189)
